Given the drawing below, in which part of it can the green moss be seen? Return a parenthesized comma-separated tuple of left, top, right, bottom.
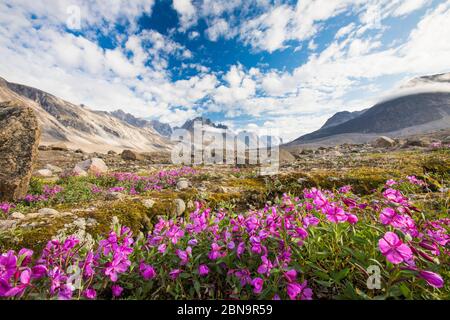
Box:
(0, 216, 73, 252)
(84, 200, 153, 236)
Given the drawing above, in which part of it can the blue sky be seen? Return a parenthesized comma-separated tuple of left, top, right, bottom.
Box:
(1, 0, 450, 141)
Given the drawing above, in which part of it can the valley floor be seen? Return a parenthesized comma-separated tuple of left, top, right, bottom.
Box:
(0, 143, 449, 299)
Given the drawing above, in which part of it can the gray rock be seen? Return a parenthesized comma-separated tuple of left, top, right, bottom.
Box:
(35, 169, 53, 177)
(75, 158, 108, 175)
(176, 179, 190, 190)
(0, 101, 41, 201)
(11, 212, 25, 220)
(38, 208, 59, 216)
(121, 149, 144, 161)
(173, 198, 186, 217)
(0, 220, 16, 230)
(106, 192, 125, 201)
(45, 164, 63, 173)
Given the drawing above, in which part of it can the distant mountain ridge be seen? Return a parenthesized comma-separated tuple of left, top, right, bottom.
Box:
(110, 109, 173, 137)
(177, 116, 228, 132)
(288, 92, 450, 146)
(320, 109, 368, 129)
(0, 77, 172, 153)
(287, 72, 450, 147)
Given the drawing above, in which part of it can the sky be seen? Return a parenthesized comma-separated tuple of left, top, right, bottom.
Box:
(1, 0, 450, 142)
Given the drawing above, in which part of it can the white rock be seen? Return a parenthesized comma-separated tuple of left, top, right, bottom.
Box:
(36, 169, 53, 177)
(0, 220, 16, 230)
(75, 158, 108, 175)
(11, 212, 25, 220)
(176, 179, 189, 190)
(38, 208, 59, 216)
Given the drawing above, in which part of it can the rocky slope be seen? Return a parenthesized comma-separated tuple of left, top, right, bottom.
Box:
(0, 77, 172, 153)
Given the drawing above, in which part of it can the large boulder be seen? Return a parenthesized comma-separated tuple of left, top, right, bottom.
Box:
(0, 101, 41, 201)
(75, 158, 108, 175)
(372, 136, 396, 148)
(121, 149, 144, 161)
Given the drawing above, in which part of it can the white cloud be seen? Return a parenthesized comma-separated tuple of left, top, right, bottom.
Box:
(188, 31, 200, 39)
(205, 18, 234, 41)
(201, 0, 243, 17)
(335, 22, 356, 39)
(240, 5, 293, 53)
(173, 0, 197, 31)
(213, 65, 256, 106)
(394, 0, 431, 17)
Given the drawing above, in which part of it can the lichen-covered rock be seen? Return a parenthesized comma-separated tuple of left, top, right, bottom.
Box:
(0, 101, 41, 201)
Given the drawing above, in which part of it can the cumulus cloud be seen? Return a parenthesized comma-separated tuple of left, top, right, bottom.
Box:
(173, 0, 197, 31)
(205, 18, 235, 41)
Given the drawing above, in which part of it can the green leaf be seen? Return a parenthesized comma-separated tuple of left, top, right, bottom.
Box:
(399, 283, 412, 299)
(332, 268, 350, 282)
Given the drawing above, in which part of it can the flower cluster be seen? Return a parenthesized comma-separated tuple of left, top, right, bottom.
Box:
(93, 166, 197, 195)
(0, 202, 14, 215)
(0, 176, 447, 300)
(22, 185, 63, 204)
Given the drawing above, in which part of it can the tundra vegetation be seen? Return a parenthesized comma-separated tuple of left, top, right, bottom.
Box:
(0, 147, 449, 300)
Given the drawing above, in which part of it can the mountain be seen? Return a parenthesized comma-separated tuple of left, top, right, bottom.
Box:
(288, 92, 450, 147)
(109, 109, 173, 137)
(109, 109, 149, 128)
(0, 77, 172, 153)
(320, 109, 367, 129)
(178, 116, 228, 132)
(149, 120, 172, 137)
(287, 72, 450, 147)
